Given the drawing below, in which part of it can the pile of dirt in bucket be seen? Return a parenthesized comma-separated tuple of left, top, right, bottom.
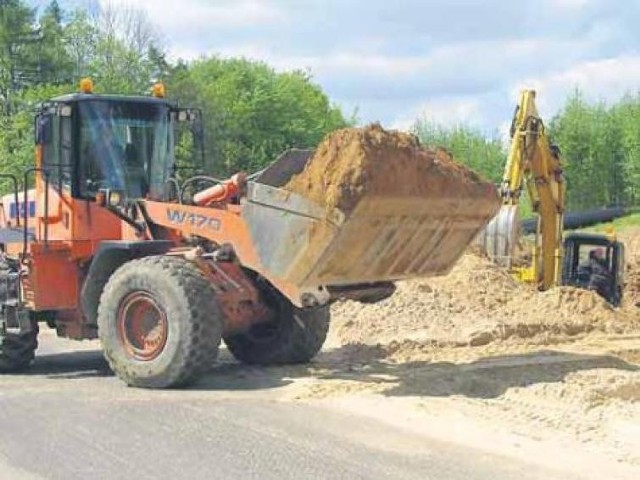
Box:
(283, 123, 499, 214)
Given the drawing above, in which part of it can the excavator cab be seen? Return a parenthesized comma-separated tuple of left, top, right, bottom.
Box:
(561, 232, 625, 306)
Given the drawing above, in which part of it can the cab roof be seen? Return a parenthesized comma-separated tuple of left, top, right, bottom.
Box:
(50, 93, 172, 107)
(564, 232, 621, 246)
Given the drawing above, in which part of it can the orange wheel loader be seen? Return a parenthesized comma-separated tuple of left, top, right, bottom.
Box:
(0, 81, 498, 388)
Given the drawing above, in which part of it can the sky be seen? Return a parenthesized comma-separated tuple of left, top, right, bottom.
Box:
(31, 0, 640, 136)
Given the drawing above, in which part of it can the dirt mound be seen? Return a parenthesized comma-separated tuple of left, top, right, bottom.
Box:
(619, 229, 640, 307)
(499, 286, 637, 337)
(626, 262, 640, 307)
(328, 252, 639, 355)
(328, 253, 528, 347)
(284, 124, 498, 213)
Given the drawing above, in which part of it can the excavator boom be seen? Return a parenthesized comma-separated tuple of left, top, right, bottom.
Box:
(478, 90, 565, 289)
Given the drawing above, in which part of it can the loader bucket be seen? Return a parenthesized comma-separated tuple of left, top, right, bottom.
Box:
(242, 150, 500, 288)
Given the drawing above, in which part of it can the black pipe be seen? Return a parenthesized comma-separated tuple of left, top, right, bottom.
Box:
(521, 207, 627, 234)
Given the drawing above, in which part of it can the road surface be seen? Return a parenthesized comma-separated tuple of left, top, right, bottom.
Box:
(0, 330, 590, 480)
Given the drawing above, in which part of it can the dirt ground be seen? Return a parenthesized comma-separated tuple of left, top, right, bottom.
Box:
(276, 226, 640, 475)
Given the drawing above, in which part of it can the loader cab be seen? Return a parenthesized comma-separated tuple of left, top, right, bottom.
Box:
(35, 93, 202, 204)
(561, 232, 624, 306)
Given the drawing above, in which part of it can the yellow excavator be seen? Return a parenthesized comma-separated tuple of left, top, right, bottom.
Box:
(477, 90, 625, 305)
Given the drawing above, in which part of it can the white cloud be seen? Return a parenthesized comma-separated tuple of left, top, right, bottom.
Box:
(391, 97, 485, 131)
(85, 0, 640, 131)
(100, 0, 286, 30)
(512, 55, 640, 118)
(205, 40, 638, 132)
(171, 36, 592, 78)
(547, 0, 593, 11)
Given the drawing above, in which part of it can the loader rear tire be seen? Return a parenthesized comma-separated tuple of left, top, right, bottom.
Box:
(224, 284, 330, 365)
(0, 320, 39, 373)
(98, 256, 223, 388)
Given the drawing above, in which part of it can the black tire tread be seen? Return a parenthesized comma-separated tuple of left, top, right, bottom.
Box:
(98, 256, 222, 388)
(224, 302, 330, 366)
(0, 321, 39, 373)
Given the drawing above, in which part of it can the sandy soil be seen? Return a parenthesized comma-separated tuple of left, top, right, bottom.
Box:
(328, 252, 638, 351)
(284, 123, 499, 214)
(620, 228, 640, 307)
(275, 227, 640, 475)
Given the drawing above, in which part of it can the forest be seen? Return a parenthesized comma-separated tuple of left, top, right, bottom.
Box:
(1, 0, 639, 213)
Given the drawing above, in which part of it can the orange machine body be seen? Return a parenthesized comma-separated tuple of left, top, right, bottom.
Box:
(0, 91, 298, 343)
(3, 173, 287, 340)
(20, 170, 122, 309)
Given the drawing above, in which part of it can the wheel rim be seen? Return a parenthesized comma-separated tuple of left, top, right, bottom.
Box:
(117, 292, 168, 361)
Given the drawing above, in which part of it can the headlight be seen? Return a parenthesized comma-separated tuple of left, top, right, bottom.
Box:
(108, 190, 124, 207)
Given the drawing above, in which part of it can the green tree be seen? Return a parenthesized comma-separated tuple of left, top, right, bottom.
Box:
(0, 83, 72, 191)
(64, 9, 98, 80)
(167, 57, 349, 175)
(549, 90, 628, 210)
(88, 3, 159, 93)
(60, 4, 161, 93)
(611, 94, 640, 205)
(412, 118, 506, 182)
(38, 0, 74, 84)
(0, 0, 38, 113)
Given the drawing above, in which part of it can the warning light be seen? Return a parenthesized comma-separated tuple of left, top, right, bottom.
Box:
(79, 77, 94, 94)
(151, 83, 166, 98)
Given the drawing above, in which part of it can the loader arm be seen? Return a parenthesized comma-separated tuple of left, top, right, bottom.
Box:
(500, 90, 565, 289)
(141, 151, 500, 308)
(141, 198, 328, 307)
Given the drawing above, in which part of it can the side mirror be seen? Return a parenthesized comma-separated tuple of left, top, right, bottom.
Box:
(175, 108, 201, 123)
(35, 115, 51, 145)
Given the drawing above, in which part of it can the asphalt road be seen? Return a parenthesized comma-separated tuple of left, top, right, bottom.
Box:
(0, 331, 586, 480)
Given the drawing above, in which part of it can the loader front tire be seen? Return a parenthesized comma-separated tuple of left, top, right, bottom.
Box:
(224, 285, 330, 365)
(0, 320, 38, 373)
(98, 256, 223, 388)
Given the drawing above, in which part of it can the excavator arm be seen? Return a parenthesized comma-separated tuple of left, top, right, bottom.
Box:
(483, 90, 565, 289)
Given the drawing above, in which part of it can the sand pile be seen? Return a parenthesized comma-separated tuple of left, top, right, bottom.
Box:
(620, 229, 640, 307)
(500, 286, 633, 335)
(328, 252, 639, 355)
(284, 124, 499, 214)
(626, 261, 640, 307)
(328, 254, 527, 346)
